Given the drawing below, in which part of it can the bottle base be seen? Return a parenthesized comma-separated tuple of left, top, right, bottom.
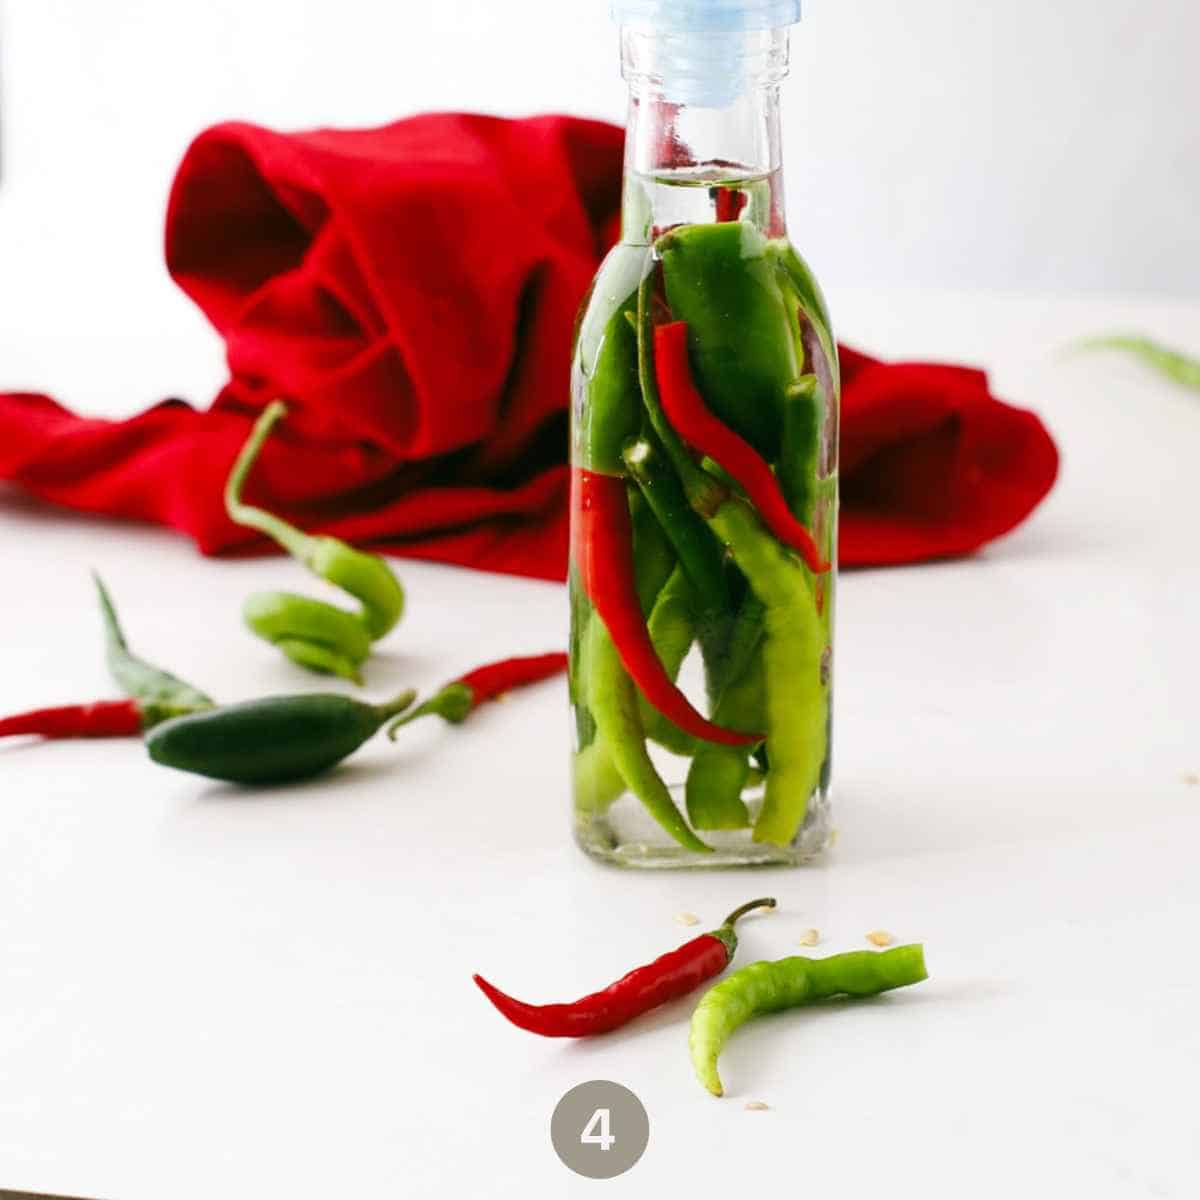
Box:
(574, 784, 832, 869)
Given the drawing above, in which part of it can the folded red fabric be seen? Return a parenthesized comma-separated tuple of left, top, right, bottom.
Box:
(0, 114, 1057, 579)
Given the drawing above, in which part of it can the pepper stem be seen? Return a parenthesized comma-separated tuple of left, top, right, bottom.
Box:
(384, 698, 437, 739)
(384, 683, 474, 739)
(374, 689, 418, 723)
(224, 400, 316, 562)
(721, 897, 776, 928)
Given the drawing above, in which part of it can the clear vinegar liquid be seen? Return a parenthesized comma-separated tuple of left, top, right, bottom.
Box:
(625, 165, 786, 244)
(571, 164, 836, 870)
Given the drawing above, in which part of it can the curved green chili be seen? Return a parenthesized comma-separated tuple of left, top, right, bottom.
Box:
(225, 402, 405, 681)
(584, 616, 711, 854)
(572, 566, 699, 830)
(690, 945, 929, 1096)
(706, 497, 828, 846)
(241, 592, 373, 677)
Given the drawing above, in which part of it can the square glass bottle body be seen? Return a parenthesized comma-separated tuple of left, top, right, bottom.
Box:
(569, 25, 838, 868)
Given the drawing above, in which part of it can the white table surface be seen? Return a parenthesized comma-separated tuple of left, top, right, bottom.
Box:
(1, 286, 1198, 1199)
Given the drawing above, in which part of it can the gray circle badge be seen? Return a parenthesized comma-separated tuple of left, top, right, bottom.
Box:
(550, 1079, 649, 1179)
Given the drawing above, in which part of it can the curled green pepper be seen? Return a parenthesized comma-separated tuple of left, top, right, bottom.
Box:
(224, 402, 405, 682)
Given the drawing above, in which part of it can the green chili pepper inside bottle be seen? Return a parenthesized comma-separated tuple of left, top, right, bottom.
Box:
(570, 0, 838, 868)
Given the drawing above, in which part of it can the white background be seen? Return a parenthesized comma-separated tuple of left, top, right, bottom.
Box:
(2, 0, 1199, 419)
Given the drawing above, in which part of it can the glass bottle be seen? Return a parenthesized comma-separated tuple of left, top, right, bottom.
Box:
(569, 0, 837, 868)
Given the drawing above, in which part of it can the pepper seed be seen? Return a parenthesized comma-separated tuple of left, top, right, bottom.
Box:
(797, 929, 820, 947)
(675, 912, 700, 926)
(745, 1101, 770, 1111)
(866, 930, 894, 947)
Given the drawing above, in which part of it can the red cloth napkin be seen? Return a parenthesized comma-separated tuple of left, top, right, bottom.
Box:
(0, 114, 1057, 579)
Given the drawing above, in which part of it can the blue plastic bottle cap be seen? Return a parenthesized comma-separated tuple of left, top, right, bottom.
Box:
(612, 0, 800, 106)
(611, 0, 801, 32)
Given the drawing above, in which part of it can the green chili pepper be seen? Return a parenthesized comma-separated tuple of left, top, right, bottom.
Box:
(658, 222, 799, 456)
(630, 487, 677, 617)
(584, 617, 711, 854)
(623, 436, 729, 618)
(225, 401, 405, 682)
(712, 592, 765, 703)
(573, 738, 628, 819)
(772, 242, 839, 543)
(779, 374, 821, 527)
(700, 496, 828, 847)
(685, 647, 764, 831)
(579, 297, 643, 474)
(93, 572, 214, 713)
(636, 268, 709, 485)
(626, 488, 693, 750)
(568, 563, 598, 749)
(638, 565, 704, 756)
(241, 593, 374, 677)
(1079, 334, 1200, 393)
(623, 435, 736, 706)
(573, 245, 652, 474)
(146, 689, 416, 784)
(571, 565, 699, 827)
(690, 945, 929, 1096)
(766, 241, 837, 369)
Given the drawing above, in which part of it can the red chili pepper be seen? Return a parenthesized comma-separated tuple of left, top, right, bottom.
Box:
(386, 652, 568, 737)
(458, 653, 567, 704)
(0, 699, 144, 740)
(572, 467, 761, 748)
(713, 187, 748, 223)
(654, 320, 831, 574)
(473, 898, 776, 1037)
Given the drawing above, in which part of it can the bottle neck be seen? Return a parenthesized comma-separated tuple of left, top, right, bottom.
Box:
(619, 27, 789, 245)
